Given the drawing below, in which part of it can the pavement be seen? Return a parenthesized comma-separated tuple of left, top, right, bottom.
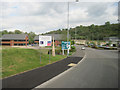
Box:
(12, 46, 55, 50)
(2, 45, 84, 89)
(34, 46, 118, 89)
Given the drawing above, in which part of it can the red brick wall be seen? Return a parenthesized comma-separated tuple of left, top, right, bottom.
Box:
(2, 36, 29, 46)
(55, 40, 61, 46)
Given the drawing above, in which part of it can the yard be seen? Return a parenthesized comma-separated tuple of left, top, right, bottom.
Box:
(2, 46, 67, 78)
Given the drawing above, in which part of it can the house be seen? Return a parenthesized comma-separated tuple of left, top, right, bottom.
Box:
(1, 34, 29, 46)
(34, 34, 66, 46)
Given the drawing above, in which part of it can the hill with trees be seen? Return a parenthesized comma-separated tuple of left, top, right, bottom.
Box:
(44, 21, 119, 40)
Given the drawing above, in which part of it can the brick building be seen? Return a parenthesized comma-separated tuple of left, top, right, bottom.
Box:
(1, 34, 29, 46)
(34, 34, 66, 46)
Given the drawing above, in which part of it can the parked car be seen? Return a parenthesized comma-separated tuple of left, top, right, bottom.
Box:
(96, 45, 102, 48)
(81, 47, 85, 50)
(84, 44, 88, 47)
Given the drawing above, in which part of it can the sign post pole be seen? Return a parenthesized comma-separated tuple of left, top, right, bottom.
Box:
(39, 47, 41, 64)
(49, 48, 50, 63)
(67, 45, 69, 56)
(62, 49, 64, 55)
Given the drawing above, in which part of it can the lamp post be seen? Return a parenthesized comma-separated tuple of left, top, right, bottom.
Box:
(67, 0, 79, 56)
(75, 0, 79, 42)
(75, 0, 79, 44)
(67, 1, 70, 57)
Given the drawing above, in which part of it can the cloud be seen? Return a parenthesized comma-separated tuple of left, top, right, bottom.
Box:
(0, 0, 119, 2)
(69, 2, 118, 27)
(0, 1, 118, 34)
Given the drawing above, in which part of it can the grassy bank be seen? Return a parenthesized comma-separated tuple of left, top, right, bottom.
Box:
(2, 47, 66, 78)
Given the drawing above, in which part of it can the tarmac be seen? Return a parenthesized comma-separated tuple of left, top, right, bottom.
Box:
(2, 45, 84, 89)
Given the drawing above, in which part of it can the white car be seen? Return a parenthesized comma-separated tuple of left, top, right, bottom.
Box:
(81, 47, 85, 50)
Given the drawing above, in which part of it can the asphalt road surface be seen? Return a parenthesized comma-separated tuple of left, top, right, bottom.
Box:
(35, 46, 118, 88)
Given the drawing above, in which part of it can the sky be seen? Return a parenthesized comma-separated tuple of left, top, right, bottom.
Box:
(0, 0, 119, 34)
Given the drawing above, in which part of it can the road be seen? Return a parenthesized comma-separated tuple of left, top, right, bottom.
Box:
(35, 46, 118, 88)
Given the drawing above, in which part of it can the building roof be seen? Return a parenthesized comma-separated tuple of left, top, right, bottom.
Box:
(103, 37, 120, 41)
(2, 34, 28, 40)
(34, 34, 66, 41)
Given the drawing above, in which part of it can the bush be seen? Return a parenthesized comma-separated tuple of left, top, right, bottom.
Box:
(70, 46, 76, 52)
(76, 43, 80, 45)
(48, 49, 64, 55)
(71, 41, 75, 45)
(55, 49, 62, 55)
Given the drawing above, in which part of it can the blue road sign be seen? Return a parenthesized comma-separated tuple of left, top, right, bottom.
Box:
(62, 41, 70, 50)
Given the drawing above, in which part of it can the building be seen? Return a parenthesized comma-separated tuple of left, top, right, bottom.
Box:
(103, 37, 120, 47)
(1, 34, 29, 46)
(74, 40, 86, 45)
(34, 34, 66, 46)
(103, 37, 119, 41)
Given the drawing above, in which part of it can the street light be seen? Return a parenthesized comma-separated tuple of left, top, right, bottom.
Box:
(75, 0, 79, 42)
(76, 0, 79, 3)
(67, 0, 79, 56)
(67, 1, 69, 57)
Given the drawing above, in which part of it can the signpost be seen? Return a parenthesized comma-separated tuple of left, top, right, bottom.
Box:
(62, 41, 70, 55)
(39, 36, 52, 64)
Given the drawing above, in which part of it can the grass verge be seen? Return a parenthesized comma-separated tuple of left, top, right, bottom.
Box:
(2, 47, 66, 78)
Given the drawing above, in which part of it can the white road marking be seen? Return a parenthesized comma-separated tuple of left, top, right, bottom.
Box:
(68, 63, 77, 67)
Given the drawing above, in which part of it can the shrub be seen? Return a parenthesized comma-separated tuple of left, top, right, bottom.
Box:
(71, 41, 75, 45)
(70, 46, 76, 52)
(48, 49, 62, 55)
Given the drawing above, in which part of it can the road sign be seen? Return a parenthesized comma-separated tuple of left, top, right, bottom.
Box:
(62, 41, 70, 50)
(39, 36, 52, 46)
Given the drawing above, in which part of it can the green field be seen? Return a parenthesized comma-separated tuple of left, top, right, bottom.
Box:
(2, 47, 66, 78)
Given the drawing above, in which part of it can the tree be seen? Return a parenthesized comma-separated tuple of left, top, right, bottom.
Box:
(105, 21, 110, 26)
(2, 30, 8, 35)
(0, 31, 2, 37)
(28, 31, 36, 44)
(25, 32, 28, 34)
(14, 30, 23, 34)
(9, 31, 14, 34)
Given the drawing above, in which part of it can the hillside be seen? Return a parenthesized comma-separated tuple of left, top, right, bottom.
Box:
(44, 21, 119, 40)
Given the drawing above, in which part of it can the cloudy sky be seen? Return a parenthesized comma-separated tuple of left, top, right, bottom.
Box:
(0, 0, 119, 34)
